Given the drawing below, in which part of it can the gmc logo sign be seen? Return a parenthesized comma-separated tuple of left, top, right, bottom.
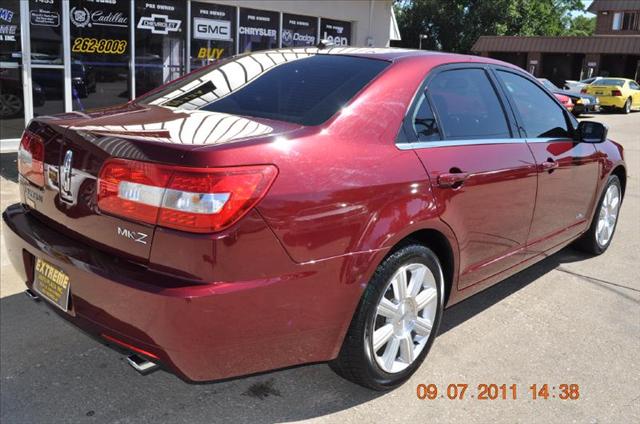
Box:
(193, 17, 231, 41)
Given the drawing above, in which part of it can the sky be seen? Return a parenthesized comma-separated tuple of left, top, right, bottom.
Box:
(571, 0, 593, 17)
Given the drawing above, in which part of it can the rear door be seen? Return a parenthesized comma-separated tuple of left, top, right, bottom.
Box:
(400, 65, 538, 289)
(493, 68, 600, 255)
(629, 81, 640, 108)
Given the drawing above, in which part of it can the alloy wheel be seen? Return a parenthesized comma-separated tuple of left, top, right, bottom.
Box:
(0, 93, 23, 118)
(372, 263, 438, 373)
(596, 183, 621, 247)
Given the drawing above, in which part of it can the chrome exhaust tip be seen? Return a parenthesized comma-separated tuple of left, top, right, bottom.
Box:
(127, 354, 159, 375)
(25, 289, 40, 301)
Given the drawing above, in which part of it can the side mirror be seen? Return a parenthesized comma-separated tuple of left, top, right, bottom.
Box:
(577, 121, 608, 143)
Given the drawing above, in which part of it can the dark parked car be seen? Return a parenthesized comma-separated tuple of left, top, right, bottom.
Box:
(538, 78, 600, 117)
(3, 49, 625, 390)
(0, 73, 45, 118)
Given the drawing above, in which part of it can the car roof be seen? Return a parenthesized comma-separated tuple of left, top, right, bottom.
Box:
(270, 46, 522, 70)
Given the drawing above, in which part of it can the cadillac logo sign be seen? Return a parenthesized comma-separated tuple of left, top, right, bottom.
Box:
(137, 14, 181, 34)
(70, 7, 128, 28)
(70, 7, 90, 27)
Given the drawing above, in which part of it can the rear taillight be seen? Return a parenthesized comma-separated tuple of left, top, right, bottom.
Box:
(580, 88, 588, 94)
(17, 130, 45, 187)
(97, 159, 277, 233)
(612, 90, 622, 97)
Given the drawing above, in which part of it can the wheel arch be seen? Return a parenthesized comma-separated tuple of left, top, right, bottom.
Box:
(611, 165, 626, 197)
(387, 228, 457, 307)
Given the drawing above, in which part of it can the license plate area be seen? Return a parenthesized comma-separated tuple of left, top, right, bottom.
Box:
(33, 258, 71, 312)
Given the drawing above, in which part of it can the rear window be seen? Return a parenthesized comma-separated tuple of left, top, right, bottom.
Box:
(140, 54, 389, 126)
(596, 79, 626, 86)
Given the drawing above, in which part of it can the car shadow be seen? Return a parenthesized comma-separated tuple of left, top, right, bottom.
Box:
(0, 246, 597, 423)
(1, 153, 18, 183)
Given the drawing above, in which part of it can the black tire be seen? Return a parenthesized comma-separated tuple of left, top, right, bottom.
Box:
(574, 175, 622, 255)
(622, 98, 631, 114)
(329, 244, 444, 391)
(0, 93, 24, 118)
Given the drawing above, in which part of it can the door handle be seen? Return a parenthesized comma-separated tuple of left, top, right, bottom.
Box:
(540, 158, 559, 172)
(437, 172, 469, 188)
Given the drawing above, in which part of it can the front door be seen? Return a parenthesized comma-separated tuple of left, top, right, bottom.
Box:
(494, 69, 600, 255)
(404, 66, 538, 289)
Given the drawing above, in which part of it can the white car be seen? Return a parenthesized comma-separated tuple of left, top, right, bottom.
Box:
(564, 77, 602, 91)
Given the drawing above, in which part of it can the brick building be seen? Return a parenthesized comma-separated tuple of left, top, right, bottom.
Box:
(471, 0, 640, 86)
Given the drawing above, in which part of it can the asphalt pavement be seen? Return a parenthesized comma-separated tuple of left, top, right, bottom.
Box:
(1, 112, 639, 423)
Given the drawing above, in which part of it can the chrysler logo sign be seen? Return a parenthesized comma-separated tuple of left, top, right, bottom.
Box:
(137, 14, 181, 34)
(193, 17, 231, 41)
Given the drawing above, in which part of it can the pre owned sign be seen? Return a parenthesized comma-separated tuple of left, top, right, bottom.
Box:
(193, 17, 231, 41)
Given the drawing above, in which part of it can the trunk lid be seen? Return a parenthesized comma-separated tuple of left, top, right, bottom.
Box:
(586, 85, 622, 96)
(19, 103, 301, 262)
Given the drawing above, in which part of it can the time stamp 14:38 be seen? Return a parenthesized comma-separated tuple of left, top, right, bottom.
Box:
(416, 384, 580, 401)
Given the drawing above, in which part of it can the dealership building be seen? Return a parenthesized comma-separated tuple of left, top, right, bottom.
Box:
(0, 0, 400, 149)
(472, 0, 640, 87)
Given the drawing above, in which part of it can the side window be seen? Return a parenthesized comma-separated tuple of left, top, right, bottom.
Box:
(427, 68, 511, 140)
(412, 93, 440, 141)
(630, 81, 640, 90)
(496, 70, 571, 138)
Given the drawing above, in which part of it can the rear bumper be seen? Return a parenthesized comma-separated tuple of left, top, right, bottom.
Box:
(2, 204, 367, 382)
(596, 96, 626, 108)
(572, 103, 600, 114)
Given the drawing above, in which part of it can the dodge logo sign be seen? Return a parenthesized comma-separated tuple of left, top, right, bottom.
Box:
(193, 17, 231, 41)
(137, 14, 181, 35)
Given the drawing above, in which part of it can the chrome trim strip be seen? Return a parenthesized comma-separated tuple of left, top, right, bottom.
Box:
(525, 137, 572, 144)
(397, 138, 526, 150)
(396, 137, 568, 150)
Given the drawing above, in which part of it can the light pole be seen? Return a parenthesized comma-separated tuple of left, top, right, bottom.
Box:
(418, 34, 428, 50)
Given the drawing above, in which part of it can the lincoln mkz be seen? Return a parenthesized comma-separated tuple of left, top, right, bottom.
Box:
(3, 48, 625, 390)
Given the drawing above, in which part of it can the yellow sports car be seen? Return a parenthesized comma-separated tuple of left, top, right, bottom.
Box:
(583, 78, 640, 114)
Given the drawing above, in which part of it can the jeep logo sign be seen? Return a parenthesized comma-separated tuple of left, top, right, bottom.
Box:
(323, 32, 348, 46)
(194, 17, 231, 41)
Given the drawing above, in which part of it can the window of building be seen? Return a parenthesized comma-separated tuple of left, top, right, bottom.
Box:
(0, 0, 23, 138)
(282, 13, 318, 47)
(612, 11, 639, 30)
(238, 8, 279, 53)
(191, 2, 236, 70)
(428, 68, 511, 140)
(69, 0, 130, 111)
(135, 0, 186, 96)
(496, 70, 570, 139)
(30, 0, 65, 118)
(320, 18, 351, 46)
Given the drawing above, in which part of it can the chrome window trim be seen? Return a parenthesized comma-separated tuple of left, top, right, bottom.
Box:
(526, 137, 571, 144)
(396, 137, 565, 150)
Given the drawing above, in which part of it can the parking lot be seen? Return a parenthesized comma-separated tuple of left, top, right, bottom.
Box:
(1, 112, 638, 423)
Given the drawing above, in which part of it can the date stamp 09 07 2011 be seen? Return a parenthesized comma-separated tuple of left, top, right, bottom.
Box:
(416, 384, 580, 401)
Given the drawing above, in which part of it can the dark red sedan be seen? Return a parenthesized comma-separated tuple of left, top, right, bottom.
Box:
(3, 48, 626, 390)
